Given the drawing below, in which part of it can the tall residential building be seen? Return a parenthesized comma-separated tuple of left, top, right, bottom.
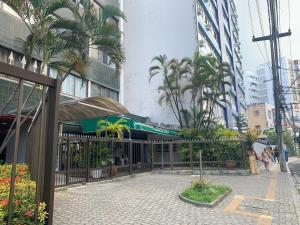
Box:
(244, 71, 260, 105)
(288, 59, 300, 124)
(121, 0, 246, 129)
(256, 57, 293, 106)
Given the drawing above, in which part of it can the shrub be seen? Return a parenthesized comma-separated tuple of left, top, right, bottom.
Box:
(192, 178, 206, 190)
(0, 164, 47, 225)
(182, 179, 231, 203)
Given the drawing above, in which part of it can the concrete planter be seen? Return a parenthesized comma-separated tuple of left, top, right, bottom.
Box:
(179, 190, 231, 208)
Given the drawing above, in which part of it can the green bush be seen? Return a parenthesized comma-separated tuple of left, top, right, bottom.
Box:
(0, 164, 47, 225)
(182, 180, 231, 203)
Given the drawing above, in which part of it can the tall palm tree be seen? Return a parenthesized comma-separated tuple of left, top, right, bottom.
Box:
(182, 52, 232, 131)
(149, 55, 191, 128)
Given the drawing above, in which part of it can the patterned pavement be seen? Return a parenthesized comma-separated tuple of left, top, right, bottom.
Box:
(53, 163, 299, 225)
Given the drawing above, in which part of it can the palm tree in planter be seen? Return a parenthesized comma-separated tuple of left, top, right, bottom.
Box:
(96, 118, 131, 176)
(89, 143, 111, 178)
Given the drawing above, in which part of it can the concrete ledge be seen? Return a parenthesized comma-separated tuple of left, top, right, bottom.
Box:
(153, 169, 250, 176)
(179, 190, 232, 208)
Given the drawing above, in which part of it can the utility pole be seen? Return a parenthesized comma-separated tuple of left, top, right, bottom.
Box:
(253, 0, 291, 172)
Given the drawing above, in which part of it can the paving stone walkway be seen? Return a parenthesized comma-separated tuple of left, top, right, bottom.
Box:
(54, 163, 299, 225)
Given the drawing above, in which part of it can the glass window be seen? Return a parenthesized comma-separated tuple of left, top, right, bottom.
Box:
(61, 75, 75, 96)
(91, 82, 101, 96)
(75, 77, 87, 98)
(101, 87, 109, 97)
(109, 91, 118, 101)
(49, 67, 57, 78)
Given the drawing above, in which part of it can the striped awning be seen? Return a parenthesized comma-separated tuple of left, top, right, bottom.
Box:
(59, 96, 128, 122)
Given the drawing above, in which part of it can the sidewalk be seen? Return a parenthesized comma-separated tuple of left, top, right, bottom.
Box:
(54, 163, 300, 225)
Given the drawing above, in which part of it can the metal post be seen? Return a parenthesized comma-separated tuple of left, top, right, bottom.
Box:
(66, 137, 71, 186)
(189, 142, 193, 170)
(169, 143, 174, 170)
(129, 140, 133, 175)
(141, 143, 144, 170)
(161, 142, 164, 169)
(8, 79, 24, 225)
(110, 140, 114, 177)
(85, 139, 90, 182)
(42, 80, 60, 225)
(199, 150, 203, 180)
(151, 143, 154, 170)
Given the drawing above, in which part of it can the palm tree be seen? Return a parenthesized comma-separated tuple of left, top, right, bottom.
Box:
(96, 118, 130, 140)
(149, 55, 191, 128)
(3, 0, 126, 79)
(182, 52, 232, 131)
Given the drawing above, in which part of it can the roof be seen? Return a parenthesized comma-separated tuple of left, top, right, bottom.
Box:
(59, 97, 129, 122)
(80, 115, 178, 136)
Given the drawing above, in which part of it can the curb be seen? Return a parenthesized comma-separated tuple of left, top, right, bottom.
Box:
(287, 166, 300, 225)
(179, 190, 232, 208)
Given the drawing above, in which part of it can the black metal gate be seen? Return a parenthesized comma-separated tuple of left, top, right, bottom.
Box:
(55, 136, 152, 187)
(0, 62, 60, 225)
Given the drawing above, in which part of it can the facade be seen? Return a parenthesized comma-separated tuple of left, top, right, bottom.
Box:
(0, 0, 121, 163)
(247, 103, 275, 132)
(244, 71, 260, 105)
(288, 59, 300, 125)
(121, 0, 246, 129)
(256, 57, 293, 106)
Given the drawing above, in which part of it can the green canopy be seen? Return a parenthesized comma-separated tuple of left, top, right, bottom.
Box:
(80, 116, 178, 136)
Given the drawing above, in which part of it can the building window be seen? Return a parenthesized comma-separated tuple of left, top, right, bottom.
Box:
(91, 82, 101, 96)
(61, 74, 87, 98)
(254, 110, 259, 116)
(75, 77, 87, 98)
(61, 75, 75, 96)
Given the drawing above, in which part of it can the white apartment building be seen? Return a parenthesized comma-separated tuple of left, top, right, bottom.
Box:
(120, 0, 245, 128)
(245, 71, 260, 105)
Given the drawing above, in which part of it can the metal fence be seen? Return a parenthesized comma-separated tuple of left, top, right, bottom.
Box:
(55, 135, 152, 187)
(55, 137, 249, 187)
(151, 139, 249, 171)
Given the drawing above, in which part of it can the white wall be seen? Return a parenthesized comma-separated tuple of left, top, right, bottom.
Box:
(122, 0, 198, 126)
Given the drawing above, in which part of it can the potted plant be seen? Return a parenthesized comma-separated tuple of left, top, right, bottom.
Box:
(96, 117, 131, 177)
(90, 144, 111, 178)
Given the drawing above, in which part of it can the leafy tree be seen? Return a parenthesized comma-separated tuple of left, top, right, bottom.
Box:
(96, 118, 130, 140)
(235, 113, 248, 133)
(182, 52, 231, 131)
(265, 128, 296, 156)
(3, 0, 126, 79)
(149, 55, 191, 128)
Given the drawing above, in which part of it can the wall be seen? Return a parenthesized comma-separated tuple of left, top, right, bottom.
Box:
(247, 103, 274, 131)
(122, 0, 198, 126)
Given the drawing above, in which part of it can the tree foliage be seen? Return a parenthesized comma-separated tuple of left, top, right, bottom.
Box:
(149, 52, 232, 131)
(235, 113, 248, 133)
(96, 118, 130, 140)
(3, 0, 126, 79)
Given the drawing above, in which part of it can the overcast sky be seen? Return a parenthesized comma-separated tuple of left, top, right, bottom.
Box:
(236, 0, 300, 73)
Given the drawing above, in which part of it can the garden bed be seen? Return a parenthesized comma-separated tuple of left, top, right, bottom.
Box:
(179, 179, 231, 208)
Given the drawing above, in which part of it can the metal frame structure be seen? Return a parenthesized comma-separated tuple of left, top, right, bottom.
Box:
(0, 62, 60, 225)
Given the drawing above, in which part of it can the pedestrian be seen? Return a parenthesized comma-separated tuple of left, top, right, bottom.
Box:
(248, 147, 260, 175)
(268, 146, 275, 163)
(261, 148, 270, 172)
(274, 146, 280, 163)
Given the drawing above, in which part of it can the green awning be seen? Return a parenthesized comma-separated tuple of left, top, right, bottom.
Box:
(80, 116, 178, 136)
